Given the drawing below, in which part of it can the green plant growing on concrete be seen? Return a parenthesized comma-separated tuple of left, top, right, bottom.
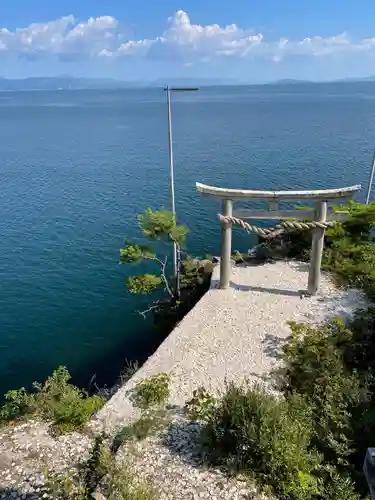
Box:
(120, 209, 188, 306)
(111, 373, 172, 452)
(119, 360, 140, 385)
(130, 373, 170, 410)
(120, 209, 213, 329)
(111, 409, 170, 452)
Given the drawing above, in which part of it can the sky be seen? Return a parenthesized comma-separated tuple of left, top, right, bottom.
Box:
(1, 0, 375, 82)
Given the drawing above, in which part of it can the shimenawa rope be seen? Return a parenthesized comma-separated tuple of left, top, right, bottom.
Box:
(218, 214, 337, 239)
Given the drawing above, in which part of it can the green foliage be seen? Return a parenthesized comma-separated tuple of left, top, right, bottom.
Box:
(120, 209, 212, 330)
(120, 208, 191, 301)
(200, 382, 324, 499)
(102, 463, 157, 500)
(283, 201, 375, 299)
(112, 374, 171, 453)
(345, 307, 375, 373)
(79, 435, 112, 495)
(0, 366, 105, 434)
(231, 201, 375, 498)
(279, 317, 375, 496)
(323, 470, 362, 500)
(45, 435, 156, 499)
(44, 466, 87, 499)
(120, 243, 156, 264)
(180, 258, 214, 288)
(0, 387, 31, 421)
(127, 274, 162, 295)
(281, 321, 372, 471)
(33, 366, 105, 435)
(185, 387, 218, 423)
(138, 208, 188, 246)
(195, 380, 363, 499)
(112, 409, 169, 452)
(130, 373, 170, 410)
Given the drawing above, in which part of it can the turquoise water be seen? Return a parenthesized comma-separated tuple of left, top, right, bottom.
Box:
(0, 82, 374, 395)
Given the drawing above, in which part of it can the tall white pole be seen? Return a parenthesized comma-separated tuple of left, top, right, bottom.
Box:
(166, 87, 178, 279)
(366, 149, 375, 205)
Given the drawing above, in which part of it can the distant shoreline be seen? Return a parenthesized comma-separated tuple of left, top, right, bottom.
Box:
(1, 76, 375, 92)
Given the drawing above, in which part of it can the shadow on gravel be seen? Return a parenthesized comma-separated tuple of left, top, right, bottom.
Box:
(230, 282, 301, 297)
(0, 486, 44, 499)
(159, 411, 266, 499)
(262, 333, 286, 360)
(160, 409, 207, 470)
(289, 262, 310, 273)
(246, 371, 273, 384)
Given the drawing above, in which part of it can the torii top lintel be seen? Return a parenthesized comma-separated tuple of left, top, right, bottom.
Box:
(196, 182, 361, 202)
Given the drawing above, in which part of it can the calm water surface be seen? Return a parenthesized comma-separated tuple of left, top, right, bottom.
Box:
(0, 82, 374, 395)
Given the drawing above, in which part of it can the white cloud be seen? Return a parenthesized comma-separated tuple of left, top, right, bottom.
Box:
(1, 10, 375, 64)
(0, 15, 123, 58)
(102, 10, 264, 60)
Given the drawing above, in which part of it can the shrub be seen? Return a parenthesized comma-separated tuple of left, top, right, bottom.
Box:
(33, 366, 105, 434)
(0, 387, 32, 421)
(281, 201, 375, 300)
(0, 366, 105, 434)
(323, 470, 362, 500)
(130, 373, 170, 410)
(185, 387, 218, 423)
(45, 435, 157, 499)
(283, 322, 355, 463)
(199, 382, 324, 499)
(280, 319, 375, 494)
(197, 381, 363, 499)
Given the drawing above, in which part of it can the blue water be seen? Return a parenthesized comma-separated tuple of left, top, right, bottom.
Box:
(0, 82, 374, 396)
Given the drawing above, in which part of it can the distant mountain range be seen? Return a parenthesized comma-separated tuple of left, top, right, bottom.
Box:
(1, 75, 375, 91)
(0, 76, 240, 91)
(271, 79, 314, 85)
(0, 77, 141, 91)
(336, 75, 375, 82)
(272, 76, 375, 85)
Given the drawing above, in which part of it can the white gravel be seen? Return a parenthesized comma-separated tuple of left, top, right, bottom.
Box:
(0, 419, 93, 499)
(97, 260, 366, 431)
(0, 261, 367, 499)
(117, 409, 270, 500)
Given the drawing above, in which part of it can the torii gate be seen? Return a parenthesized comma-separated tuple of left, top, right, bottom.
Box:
(196, 182, 362, 295)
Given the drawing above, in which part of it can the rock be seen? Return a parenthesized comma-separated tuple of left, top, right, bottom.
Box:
(254, 243, 273, 262)
(93, 493, 107, 500)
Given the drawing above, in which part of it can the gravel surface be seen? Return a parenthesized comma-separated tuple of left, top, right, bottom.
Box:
(117, 408, 270, 500)
(0, 261, 367, 499)
(97, 260, 367, 431)
(0, 420, 93, 499)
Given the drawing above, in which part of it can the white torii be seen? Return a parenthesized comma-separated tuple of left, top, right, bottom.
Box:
(196, 182, 361, 295)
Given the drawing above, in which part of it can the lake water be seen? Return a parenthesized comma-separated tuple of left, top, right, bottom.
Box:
(0, 82, 374, 396)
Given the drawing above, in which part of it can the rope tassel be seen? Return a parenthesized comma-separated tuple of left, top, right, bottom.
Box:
(218, 214, 337, 239)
